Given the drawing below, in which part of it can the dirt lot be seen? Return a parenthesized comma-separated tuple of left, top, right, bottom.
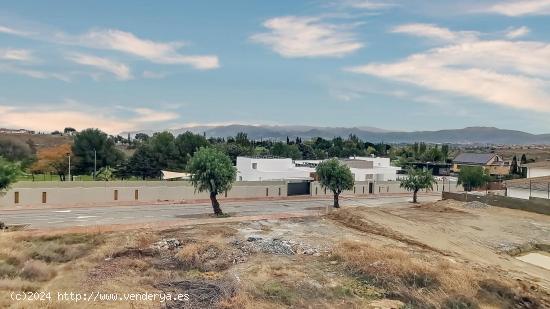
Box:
(0, 199, 549, 308)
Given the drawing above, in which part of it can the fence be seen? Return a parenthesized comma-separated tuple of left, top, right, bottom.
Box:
(506, 179, 550, 200)
(443, 192, 550, 215)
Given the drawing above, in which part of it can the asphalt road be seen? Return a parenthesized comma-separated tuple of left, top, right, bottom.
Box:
(0, 195, 440, 229)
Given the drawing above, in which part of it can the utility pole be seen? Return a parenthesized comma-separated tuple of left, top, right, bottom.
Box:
(93, 149, 97, 180)
(67, 153, 71, 181)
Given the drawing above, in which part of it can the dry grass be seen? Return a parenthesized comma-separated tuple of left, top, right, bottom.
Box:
(19, 260, 56, 282)
(333, 241, 544, 308)
(175, 242, 231, 272)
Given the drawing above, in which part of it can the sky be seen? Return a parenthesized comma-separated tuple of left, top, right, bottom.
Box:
(0, 0, 549, 134)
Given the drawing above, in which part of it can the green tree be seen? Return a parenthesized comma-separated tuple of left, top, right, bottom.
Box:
(95, 166, 115, 181)
(316, 158, 354, 208)
(175, 131, 209, 164)
(0, 138, 33, 162)
(520, 154, 527, 165)
(510, 156, 519, 175)
(400, 168, 436, 203)
(187, 147, 236, 216)
(235, 132, 250, 147)
(127, 144, 160, 179)
(441, 144, 449, 162)
(72, 129, 124, 174)
(0, 157, 20, 195)
(457, 166, 490, 192)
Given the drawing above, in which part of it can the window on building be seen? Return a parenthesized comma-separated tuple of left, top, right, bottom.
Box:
(252, 163, 257, 169)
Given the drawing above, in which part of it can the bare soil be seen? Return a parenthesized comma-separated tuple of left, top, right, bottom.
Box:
(0, 199, 549, 308)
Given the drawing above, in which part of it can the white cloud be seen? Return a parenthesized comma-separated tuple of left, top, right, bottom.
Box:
(486, 0, 550, 16)
(251, 16, 362, 58)
(0, 102, 180, 134)
(66, 53, 132, 80)
(0, 63, 71, 81)
(0, 25, 33, 36)
(346, 34, 550, 112)
(0, 24, 219, 70)
(142, 70, 167, 79)
(0, 48, 34, 61)
(391, 23, 479, 42)
(71, 29, 219, 69)
(338, 0, 396, 9)
(505, 26, 530, 39)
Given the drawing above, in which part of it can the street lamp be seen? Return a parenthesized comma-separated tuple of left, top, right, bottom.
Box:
(66, 153, 71, 181)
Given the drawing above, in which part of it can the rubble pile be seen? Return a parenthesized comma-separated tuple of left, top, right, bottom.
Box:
(232, 235, 329, 256)
(151, 238, 182, 250)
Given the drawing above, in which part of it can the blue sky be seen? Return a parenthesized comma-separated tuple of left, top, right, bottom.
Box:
(0, 0, 549, 134)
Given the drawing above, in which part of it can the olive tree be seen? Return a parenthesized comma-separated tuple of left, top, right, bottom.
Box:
(316, 158, 354, 208)
(187, 147, 236, 216)
(0, 157, 19, 195)
(458, 166, 490, 192)
(1, 157, 20, 228)
(400, 167, 436, 203)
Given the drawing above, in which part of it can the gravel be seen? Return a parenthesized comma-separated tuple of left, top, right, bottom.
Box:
(233, 237, 329, 256)
(151, 238, 182, 250)
(464, 201, 490, 209)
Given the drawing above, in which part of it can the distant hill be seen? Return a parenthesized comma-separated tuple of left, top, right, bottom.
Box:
(123, 126, 550, 145)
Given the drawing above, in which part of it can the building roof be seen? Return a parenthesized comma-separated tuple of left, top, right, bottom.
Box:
(340, 159, 373, 169)
(453, 153, 496, 165)
(523, 161, 550, 169)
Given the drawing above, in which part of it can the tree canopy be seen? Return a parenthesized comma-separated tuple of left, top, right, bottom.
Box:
(316, 158, 354, 208)
(186, 147, 236, 215)
(457, 166, 490, 191)
(0, 157, 20, 195)
(72, 129, 124, 174)
(400, 168, 436, 203)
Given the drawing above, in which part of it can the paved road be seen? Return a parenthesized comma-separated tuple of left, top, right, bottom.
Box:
(0, 195, 440, 229)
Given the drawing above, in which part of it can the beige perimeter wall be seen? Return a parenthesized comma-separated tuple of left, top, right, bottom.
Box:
(0, 180, 462, 208)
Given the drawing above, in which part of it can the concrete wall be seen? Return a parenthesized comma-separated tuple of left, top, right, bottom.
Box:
(508, 187, 550, 200)
(442, 192, 550, 215)
(310, 180, 463, 197)
(527, 167, 550, 178)
(0, 181, 288, 208)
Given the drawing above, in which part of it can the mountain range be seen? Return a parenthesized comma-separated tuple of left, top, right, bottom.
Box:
(124, 125, 550, 145)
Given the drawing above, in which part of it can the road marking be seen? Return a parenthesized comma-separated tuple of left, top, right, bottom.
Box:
(47, 221, 65, 224)
(54, 210, 72, 213)
(76, 215, 97, 219)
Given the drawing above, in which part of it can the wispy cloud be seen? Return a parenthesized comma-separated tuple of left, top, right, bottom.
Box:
(391, 23, 479, 43)
(0, 24, 219, 70)
(0, 101, 180, 134)
(0, 25, 33, 36)
(505, 26, 530, 39)
(251, 16, 362, 58)
(0, 62, 71, 81)
(346, 24, 550, 112)
(66, 53, 132, 80)
(0, 48, 34, 61)
(338, 0, 396, 10)
(67, 29, 219, 69)
(484, 0, 550, 16)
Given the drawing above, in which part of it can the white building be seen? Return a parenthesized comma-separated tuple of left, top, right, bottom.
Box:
(236, 156, 400, 182)
(236, 157, 312, 181)
(524, 161, 550, 178)
(348, 156, 401, 181)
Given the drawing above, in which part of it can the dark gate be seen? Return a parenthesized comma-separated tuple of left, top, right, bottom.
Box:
(287, 181, 311, 196)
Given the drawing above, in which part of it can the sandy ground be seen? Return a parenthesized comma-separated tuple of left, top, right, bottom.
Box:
(336, 199, 550, 290)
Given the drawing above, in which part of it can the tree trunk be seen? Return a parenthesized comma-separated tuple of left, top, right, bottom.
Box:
(413, 189, 418, 203)
(210, 192, 223, 216)
(333, 192, 340, 208)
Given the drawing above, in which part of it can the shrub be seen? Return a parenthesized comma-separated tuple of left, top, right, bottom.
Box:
(175, 242, 230, 272)
(0, 261, 18, 278)
(20, 260, 56, 282)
